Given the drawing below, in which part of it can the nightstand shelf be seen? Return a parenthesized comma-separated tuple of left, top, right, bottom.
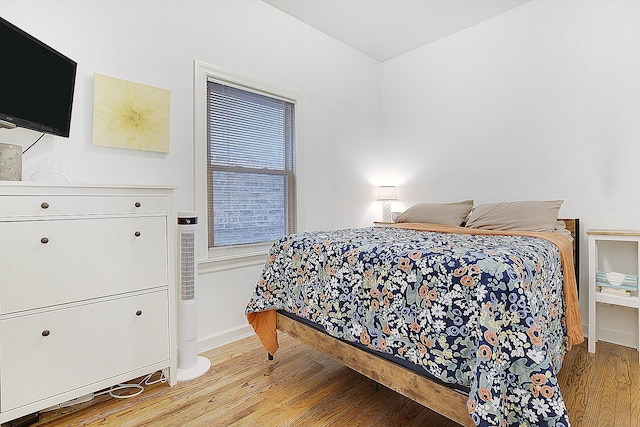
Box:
(587, 229, 640, 362)
(593, 291, 640, 307)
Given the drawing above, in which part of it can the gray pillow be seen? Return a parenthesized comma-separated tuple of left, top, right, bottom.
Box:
(465, 200, 563, 232)
(395, 200, 474, 226)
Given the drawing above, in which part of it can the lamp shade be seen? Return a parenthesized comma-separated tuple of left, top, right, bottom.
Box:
(376, 186, 397, 201)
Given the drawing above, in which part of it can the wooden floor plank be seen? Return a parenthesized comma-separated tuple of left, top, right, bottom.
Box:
(595, 343, 620, 426)
(557, 340, 595, 425)
(631, 344, 640, 427)
(613, 345, 632, 427)
(30, 335, 640, 427)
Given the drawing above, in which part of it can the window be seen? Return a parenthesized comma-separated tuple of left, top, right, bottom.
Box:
(206, 80, 296, 249)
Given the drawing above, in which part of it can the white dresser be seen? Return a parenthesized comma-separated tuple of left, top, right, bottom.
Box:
(0, 183, 177, 423)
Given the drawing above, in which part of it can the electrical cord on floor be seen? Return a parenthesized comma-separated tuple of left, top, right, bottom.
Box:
(96, 370, 168, 399)
(44, 369, 167, 410)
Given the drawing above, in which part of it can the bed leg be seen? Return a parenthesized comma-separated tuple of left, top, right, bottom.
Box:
(264, 352, 278, 365)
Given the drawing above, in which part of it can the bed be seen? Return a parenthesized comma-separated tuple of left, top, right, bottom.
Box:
(246, 210, 583, 426)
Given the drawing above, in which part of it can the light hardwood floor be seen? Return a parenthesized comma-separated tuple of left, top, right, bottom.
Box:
(29, 334, 639, 427)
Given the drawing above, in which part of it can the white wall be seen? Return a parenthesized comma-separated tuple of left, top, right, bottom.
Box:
(0, 0, 382, 349)
(381, 0, 640, 347)
(4, 0, 637, 351)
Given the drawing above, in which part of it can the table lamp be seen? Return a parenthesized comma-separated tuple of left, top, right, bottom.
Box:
(377, 186, 397, 222)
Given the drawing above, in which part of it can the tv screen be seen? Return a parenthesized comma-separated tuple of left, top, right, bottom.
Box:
(0, 17, 77, 137)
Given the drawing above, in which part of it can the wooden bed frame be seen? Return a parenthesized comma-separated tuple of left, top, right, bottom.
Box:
(272, 219, 579, 426)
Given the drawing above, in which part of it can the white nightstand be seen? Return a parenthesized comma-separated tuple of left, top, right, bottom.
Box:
(587, 229, 640, 362)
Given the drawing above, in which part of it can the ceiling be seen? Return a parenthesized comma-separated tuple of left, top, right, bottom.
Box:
(262, 0, 532, 62)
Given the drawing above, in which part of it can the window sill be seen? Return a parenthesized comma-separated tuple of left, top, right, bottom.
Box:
(198, 243, 271, 274)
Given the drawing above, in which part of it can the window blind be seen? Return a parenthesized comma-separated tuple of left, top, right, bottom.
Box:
(207, 81, 296, 248)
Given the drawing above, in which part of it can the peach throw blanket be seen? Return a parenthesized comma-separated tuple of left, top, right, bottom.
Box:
(247, 223, 584, 355)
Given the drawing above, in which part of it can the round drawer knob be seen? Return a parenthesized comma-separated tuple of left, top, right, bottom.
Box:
(41, 237, 49, 244)
(42, 330, 50, 337)
(134, 231, 141, 237)
(136, 310, 143, 316)
(41, 202, 49, 209)
(135, 202, 141, 208)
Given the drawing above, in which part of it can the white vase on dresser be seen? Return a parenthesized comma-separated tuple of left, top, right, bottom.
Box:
(0, 182, 177, 424)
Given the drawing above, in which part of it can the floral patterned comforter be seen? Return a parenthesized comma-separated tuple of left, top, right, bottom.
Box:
(246, 226, 572, 426)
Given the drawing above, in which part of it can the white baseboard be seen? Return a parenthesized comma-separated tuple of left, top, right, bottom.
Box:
(197, 324, 255, 353)
(584, 322, 639, 350)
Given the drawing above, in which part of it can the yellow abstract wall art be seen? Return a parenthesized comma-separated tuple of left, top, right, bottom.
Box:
(93, 73, 171, 153)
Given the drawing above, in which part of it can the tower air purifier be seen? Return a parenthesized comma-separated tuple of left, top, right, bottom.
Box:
(176, 212, 210, 381)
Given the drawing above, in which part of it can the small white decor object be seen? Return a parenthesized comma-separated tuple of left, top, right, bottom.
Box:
(605, 271, 625, 287)
(0, 143, 22, 181)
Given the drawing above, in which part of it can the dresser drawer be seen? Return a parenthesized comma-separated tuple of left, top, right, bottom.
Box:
(0, 195, 167, 219)
(0, 217, 168, 313)
(0, 290, 170, 412)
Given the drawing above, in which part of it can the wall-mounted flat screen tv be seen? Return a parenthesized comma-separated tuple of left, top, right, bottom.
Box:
(0, 17, 77, 137)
